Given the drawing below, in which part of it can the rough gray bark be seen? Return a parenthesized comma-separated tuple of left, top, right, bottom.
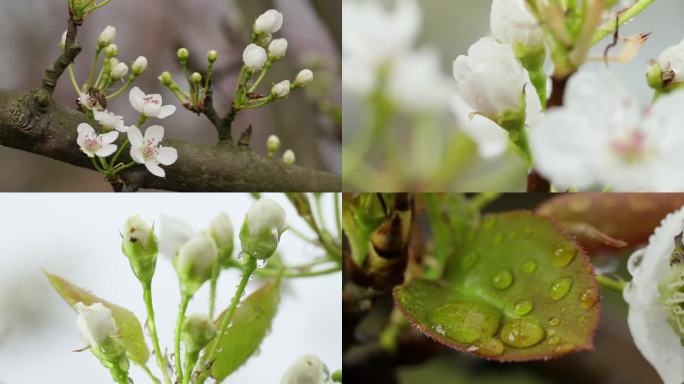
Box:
(0, 88, 341, 191)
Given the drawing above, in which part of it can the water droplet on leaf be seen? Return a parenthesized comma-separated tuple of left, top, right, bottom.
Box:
(430, 301, 502, 344)
(477, 337, 504, 357)
(499, 317, 545, 348)
(552, 243, 577, 267)
(579, 287, 599, 309)
(522, 260, 537, 273)
(461, 251, 479, 269)
(494, 232, 504, 244)
(550, 277, 573, 300)
(511, 300, 533, 316)
(547, 335, 561, 345)
(492, 269, 514, 290)
(548, 317, 560, 327)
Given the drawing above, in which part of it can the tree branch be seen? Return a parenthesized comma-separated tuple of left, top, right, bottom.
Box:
(0, 88, 341, 191)
(42, 14, 81, 93)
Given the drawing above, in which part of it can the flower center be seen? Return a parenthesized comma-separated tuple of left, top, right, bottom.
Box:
(143, 96, 160, 106)
(84, 135, 100, 152)
(142, 139, 159, 161)
(610, 129, 647, 164)
(659, 233, 684, 342)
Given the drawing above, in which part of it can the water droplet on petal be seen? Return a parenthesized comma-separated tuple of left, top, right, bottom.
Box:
(579, 287, 599, 309)
(552, 242, 577, 267)
(499, 317, 545, 348)
(522, 260, 537, 273)
(430, 301, 502, 344)
(550, 277, 573, 300)
(548, 317, 560, 327)
(492, 269, 514, 290)
(477, 337, 504, 357)
(461, 251, 479, 269)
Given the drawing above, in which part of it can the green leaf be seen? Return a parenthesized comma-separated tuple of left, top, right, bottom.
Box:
(208, 274, 282, 381)
(45, 272, 150, 365)
(394, 212, 600, 361)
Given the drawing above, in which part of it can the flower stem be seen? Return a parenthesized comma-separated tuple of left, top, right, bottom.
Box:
(68, 64, 80, 94)
(592, 0, 656, 44)
(139, 363, 162, 384)
(109, 138, 129, 168)
(200, 256, 257, 382)
(86, 47, 102, 90)
(209, 263, 219, 319)
(107, 75, 137, 100)
(143, 283, 172, 384)
(174, 294, 191, 384)
(596, 274, 627, 292)
(182, 350, 200, 384)
(248, 61, 272, 93)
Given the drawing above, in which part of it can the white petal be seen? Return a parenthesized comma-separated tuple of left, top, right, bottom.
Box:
(99, 131, 119, 145)
(143, 102, 161, 118)
(145, 125, 165, 143)
(529, 110, 602, 190)
(156, 105, 176, 119)
(77, 123, 95, 137)
(157, 215, 195, 260)
(96, 144, 117, 157)
(145, 159, 166, 177)
(129, 87, 145, 112)
(450, 94, 508, 159)
(129, 146, 145, 164)
(156, 147, 178, 166)
(127, 125, 144, 148)
(624, 207, 684, 384)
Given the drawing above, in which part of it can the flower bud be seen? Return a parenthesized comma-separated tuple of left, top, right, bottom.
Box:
(268, 38, 288, 60)
(271, 80, 291, 98)
(294, 69, 314, 87)
(159, 71, 174, 87)
(174, 233, 218, 296)
(267, 135, 281, 153)
(243, 44, 268, 72)
(239, 198, 287, 260)
(207, 50, 218, 63)
(110, 62, 129, 80)
(59, 30, 67, 50)
(177, 47, 189, 62)
(76, 302, 117, 349)
(254, 9, 284, 34)
(490, 0, 543, 48)
(121, 215, 158, 284)
(131, 56, 148, 76)
(182, 314, 217, 353)
(282, 149, 296, 165)
(108, 57, 120, 68)
(75, 302, 130, 383)
(98, 26, 116, 48)
(104, 43, 118, 58)
(210, 212, 234, 268)
(191, 72, 202, 83)
(280, 355, 329, 384)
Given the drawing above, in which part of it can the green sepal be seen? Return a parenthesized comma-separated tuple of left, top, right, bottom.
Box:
(496, 95, 530, 164)
(121, 217, 159, 285)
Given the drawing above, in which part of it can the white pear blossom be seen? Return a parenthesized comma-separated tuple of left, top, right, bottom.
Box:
(282, 149, 295, 165)
(254, 9, 284, 34)
(98, 25, 116, 48)
(490, 0, 544, 48)
(294, 69, 314, 87)
(110, 62, 128, 80)
(104, 43, 118, 58)
(280, 355, 331, 384)
(127, 125, 178, 178)
(246, 198, 286, 236)
(78, 92, 103, 111)
(268, 38, 288, 59)
(131, 56, 148, 76)
(75, 302, 117, 349)
(272, 80, 291, 98)
(624, 206, 684, 384)
(530, 69, 684, 191)
(175, 233, 218, 281)
(128, 87, 176, 119)
(210, 212, 234, 253)
(658, 37, 684, 85)
(243, 44, 268, 71)
(77, 123, 118, 158)
(453, 37, 529, 120)
(94, 110, 127, 132)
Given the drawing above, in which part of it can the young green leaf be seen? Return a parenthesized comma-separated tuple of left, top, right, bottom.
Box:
(207, 274, 282, 381)
(394, 211, 600, 361)
(45, 272, 150, 365)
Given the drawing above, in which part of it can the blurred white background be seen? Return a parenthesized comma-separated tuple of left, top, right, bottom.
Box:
(0, 193, 341, 383)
